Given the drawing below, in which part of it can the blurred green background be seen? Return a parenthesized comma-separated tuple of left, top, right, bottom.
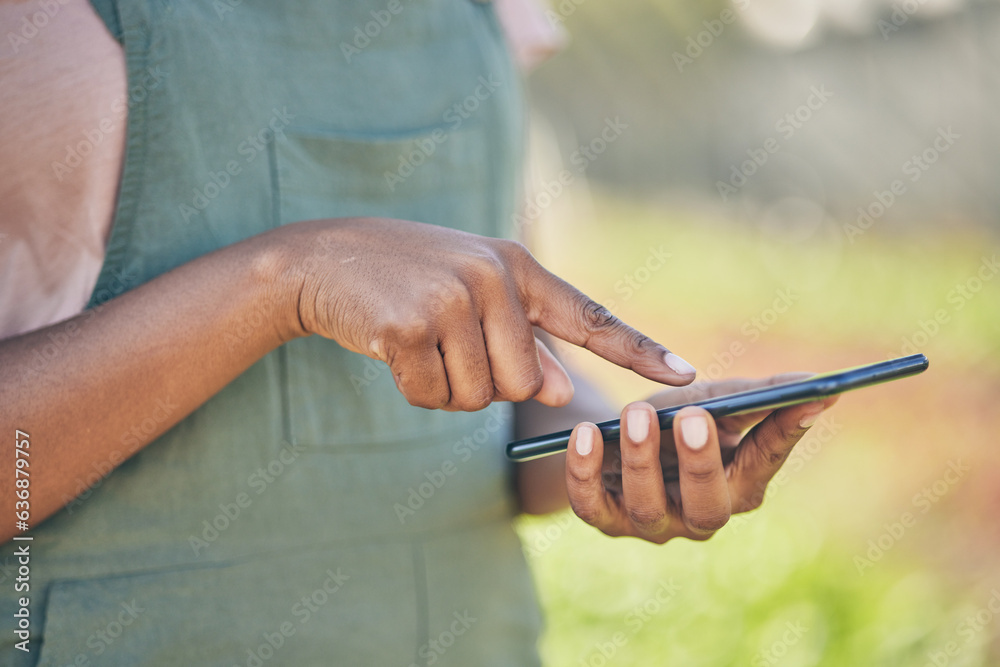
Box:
(512, 0, 1000, 664)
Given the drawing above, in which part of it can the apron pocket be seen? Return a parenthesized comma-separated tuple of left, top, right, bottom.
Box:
(35, 545, 419, 667)
(271, 123, 502, 451)
(274, 123, 495, 234)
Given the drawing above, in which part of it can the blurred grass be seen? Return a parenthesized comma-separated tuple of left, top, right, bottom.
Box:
(519, 191, 1000, 666)
(519, 509, 991, 667)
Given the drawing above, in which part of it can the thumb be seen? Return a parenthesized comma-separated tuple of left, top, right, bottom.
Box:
(532, 337, 575, 407)
(516, 257, 696, 386)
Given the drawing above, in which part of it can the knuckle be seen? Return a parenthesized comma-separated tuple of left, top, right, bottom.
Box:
(576, 297, 655, 355)
(567, 463, 597, 490)
(502, 363, 544, 402)
(762, 444, 790, 467)
(430, 277, 474, 313)
(619, 328, 653, 357)
(392, 367, 449, 411)
(453, 386, 494, 412)
(772, 414, 801, 443)
(749, 429, 791, 468)
(461, 252, 508, 284)
(626, 505, 668, 532)
(579, 295, 637, 332)
(579, 297, 618, 331)
(682, 461, 723, 485)
(384, 316, 435, 348)
(404, 391, 448, 411)
(621, 455, 659, 479)
(686, 511, 730, 534)
(494, 238, 531, 262)
(569, 499, 603, 526)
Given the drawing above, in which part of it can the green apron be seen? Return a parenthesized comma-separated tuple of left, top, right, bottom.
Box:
(0, 2, 542, 664)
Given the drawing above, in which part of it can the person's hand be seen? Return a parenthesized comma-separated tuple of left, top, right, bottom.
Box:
(280, 218, 697, 411)
(565, 375, 838, 543)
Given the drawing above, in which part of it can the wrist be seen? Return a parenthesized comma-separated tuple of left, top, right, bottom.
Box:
(250, 219, 354, 343)
(244, 224, 317, 344)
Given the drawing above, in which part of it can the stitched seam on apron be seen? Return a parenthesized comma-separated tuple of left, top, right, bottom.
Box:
(412, 541, 429, 667)
(277, 344, 294, 447)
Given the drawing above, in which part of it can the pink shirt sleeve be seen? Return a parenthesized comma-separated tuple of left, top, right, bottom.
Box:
(494, 0, 568, 72)
(0, 0, 562, 340)
(0, 0, 125, 339)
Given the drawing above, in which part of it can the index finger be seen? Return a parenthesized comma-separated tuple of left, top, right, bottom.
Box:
(516, 257, 696, 386)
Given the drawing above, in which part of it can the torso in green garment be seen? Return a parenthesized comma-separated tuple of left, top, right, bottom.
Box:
(0, 2, 543, 665)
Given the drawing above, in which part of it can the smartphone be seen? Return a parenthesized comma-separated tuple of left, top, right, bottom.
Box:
(505, 353, 929, 462)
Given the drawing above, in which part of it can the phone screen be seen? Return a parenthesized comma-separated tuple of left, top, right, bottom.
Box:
(505, 353, 929, 462)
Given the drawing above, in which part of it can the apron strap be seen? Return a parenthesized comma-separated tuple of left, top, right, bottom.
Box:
(89, 0, 124, 43)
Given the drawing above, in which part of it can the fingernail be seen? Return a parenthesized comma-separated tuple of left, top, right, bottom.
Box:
(798, 403, 825, 429)
(626, 409, 650, 442)
(575, 426, 593, 456)
(680, 416, 709, 450)
(664, 352, 696, 377)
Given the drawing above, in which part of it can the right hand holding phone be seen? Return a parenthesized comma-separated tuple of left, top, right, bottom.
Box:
(564, 375, 839, 543)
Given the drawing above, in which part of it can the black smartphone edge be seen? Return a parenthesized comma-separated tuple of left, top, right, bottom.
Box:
(505, 353, 929, 462)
